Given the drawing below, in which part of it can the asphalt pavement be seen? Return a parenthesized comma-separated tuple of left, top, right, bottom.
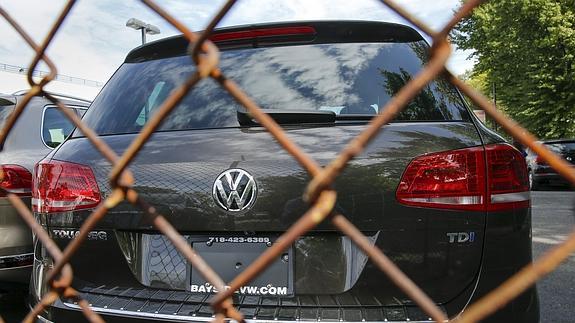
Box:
(1, 190, 574, 322)
(531, 190, 575, 323)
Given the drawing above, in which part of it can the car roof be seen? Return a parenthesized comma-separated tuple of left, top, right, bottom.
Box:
(9, 91, 90, 108)
(126, 20, 423, 63)
(542, 139, 575, 144)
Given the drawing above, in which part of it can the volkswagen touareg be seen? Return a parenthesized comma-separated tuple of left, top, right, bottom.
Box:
(30, 21, 539, 322)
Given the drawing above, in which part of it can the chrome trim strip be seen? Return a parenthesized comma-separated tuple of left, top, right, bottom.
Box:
(36, 315, 54, 323)
(0, 252, 33, 260)
(403, 195, 482, 205)
(0, 252, 33, 270)
(0, 264, 33, 271)
(490, 191, 530, 203)
(63, 302, 438, 323)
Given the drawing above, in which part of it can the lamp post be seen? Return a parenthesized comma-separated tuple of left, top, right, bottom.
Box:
(126, 18, 160, 45)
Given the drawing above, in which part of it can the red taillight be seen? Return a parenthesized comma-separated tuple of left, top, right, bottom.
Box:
(396, 147, 486, 211)
(396, 144, 529, 211)
(485, 144, 530, 211)
(32, 160, 101, 213)
(209, 26, 316, 42)
(0, 164, 32, 197)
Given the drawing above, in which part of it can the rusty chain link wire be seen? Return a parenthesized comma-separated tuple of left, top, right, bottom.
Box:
(1, 0, 574, 322)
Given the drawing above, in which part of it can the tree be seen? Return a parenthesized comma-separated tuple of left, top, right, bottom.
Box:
(460, 70, 504, 133)
(452, 0, 575, 139)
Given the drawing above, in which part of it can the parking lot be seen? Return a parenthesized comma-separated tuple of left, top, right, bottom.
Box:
(0, 190, 573, 322)
(531, 190, 575, 323)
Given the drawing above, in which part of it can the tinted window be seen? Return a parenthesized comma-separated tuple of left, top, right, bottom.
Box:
(545, 142, 575, 154)
(0, 107, 14, 129)
(79, 41, 469, 136)
(42, 107, 85, 148)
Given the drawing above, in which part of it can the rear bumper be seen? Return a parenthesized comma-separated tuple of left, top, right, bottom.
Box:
(31, 206, 539, 322)
(0, 198, 33, 255)
(0, 199, 33, 284)
(31, 260, 538, 323)
(43, 296, 442, 323)
(35, 286, 537, 323)
(33, 274, 535, 323)
(0, 253, 33, 284)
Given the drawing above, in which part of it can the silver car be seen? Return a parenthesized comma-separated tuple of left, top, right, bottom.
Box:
(0, 91, 88, 287)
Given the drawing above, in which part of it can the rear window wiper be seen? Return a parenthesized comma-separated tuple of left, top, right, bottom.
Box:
(335, 114, 374, 121)
(236, 109, 378, 126)
(237, 109, 336, 126)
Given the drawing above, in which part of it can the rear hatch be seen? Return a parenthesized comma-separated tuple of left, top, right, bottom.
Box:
(46, 123, 485, 306)
(38, 21, 486, 310)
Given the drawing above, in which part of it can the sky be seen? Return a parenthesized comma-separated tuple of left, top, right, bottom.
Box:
(0, 0, 475, 101)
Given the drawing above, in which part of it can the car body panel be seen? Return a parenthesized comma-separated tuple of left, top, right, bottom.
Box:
(42, 122, 486, 305)
(0, 197, 33, 282)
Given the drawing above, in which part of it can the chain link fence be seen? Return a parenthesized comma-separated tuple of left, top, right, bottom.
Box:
(1, 0, 574, 322)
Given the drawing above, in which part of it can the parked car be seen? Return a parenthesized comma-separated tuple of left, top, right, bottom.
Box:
(30, 21, 538, 322)
(0, 91, 88, 288)
(526, 139, 575, 190)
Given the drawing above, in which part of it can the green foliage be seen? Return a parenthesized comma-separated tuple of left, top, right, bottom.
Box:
(460, 70, 490, 99)
(452, 0, 575, 139)
(460, 70, 504, 133)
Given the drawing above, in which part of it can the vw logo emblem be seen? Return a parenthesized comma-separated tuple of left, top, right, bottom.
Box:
(212, 169, 257, 212)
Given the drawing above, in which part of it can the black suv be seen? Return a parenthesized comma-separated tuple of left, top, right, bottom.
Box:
(526, 139, 575, 190)
(31, 21, 538, 322)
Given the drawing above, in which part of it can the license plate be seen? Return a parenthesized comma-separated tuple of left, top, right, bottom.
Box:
(190, 236, 293, 296)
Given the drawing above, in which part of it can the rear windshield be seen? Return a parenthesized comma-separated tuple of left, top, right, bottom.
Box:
(78, 41, 469, 136)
